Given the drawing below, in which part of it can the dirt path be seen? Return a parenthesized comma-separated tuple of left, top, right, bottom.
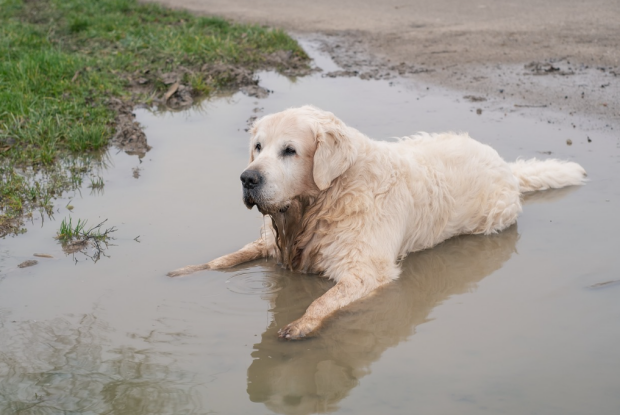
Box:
(145, 0, 620, 130)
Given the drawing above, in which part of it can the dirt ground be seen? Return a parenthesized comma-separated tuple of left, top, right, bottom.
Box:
(144, 0, 620, 130)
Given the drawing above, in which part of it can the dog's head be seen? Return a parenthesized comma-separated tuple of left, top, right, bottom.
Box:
(241, 106, 358, 215)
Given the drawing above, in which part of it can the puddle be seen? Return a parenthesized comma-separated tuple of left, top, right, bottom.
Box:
(1, 40, 620, 414)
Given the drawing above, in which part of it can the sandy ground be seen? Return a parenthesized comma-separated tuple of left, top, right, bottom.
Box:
(145, 0, 620, 130)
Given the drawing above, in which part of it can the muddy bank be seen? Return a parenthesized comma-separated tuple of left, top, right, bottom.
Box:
(113, 53, 313, 155)
(145, 0, 620, 131)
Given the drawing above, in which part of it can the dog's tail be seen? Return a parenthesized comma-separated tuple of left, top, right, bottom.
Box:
(509, 158, 586, 193)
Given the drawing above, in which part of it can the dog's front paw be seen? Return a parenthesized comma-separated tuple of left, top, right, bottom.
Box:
(166, 268, 188, 278)
(166, 264, 210, 278)
(278, 317, 319, 340)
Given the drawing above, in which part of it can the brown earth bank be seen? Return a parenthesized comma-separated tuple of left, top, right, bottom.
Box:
(143, 0, 620, 131)
(112, 56, 312, 155)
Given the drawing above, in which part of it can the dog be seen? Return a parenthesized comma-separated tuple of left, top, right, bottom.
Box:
(168, 105, 586, 339)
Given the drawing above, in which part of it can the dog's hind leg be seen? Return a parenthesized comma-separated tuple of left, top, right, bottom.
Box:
(167, 239, 269, 277)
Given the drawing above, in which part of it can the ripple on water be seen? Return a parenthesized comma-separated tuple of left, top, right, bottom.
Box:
(225, 271, 282, 295)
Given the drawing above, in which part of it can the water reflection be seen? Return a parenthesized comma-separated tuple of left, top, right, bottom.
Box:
(0, 310, 202, 414)
(520, 185, 580, 205)
(247, 226, 519, 414)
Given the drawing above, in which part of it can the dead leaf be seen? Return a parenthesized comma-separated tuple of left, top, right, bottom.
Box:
(71, 70, 81, 83)
(163, 82, 180, 102)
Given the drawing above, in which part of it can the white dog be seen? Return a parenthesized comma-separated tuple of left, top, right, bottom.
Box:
(168, 106, 586, 339)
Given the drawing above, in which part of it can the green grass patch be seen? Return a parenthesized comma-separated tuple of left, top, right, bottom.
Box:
(57, 216, 114, 242)
(0, 0, 309, 237)
(56, 217, 89, 242)
(56, 217, 117, 262)
(56, 217, 116, 243)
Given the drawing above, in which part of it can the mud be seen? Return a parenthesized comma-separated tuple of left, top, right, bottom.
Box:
(1, 42, 619, 415)
(17, 259, 38, 268)
(112, 46, 313, 155)
(314, 33, 620, 132)
(109, 98, 152, 156)
(145, 0, 620, 132)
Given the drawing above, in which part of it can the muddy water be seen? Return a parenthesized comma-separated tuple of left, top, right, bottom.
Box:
(1, 41, 620, 415)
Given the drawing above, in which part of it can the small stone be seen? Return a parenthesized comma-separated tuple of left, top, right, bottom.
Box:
(566, 139, 573, 145)
(476, 108, 482, 115)
(18, 260, 38, 268)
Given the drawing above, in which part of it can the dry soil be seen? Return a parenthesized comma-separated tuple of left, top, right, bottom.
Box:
(144, 0, 620, 130)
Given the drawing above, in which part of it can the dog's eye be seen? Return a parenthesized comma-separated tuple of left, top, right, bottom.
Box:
(283, 147, 296, 156)
(255, 143, 261, 152)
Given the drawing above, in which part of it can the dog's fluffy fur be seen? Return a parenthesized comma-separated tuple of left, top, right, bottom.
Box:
(168, 106, 586, 339)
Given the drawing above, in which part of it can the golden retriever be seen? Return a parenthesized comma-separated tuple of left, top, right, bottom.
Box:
(168, 106, 586, 339)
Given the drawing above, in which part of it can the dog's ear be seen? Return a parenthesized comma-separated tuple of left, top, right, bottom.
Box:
(312, 112, 358, 191)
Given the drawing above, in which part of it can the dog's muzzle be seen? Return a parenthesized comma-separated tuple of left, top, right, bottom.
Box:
(241, 169, 263, 210)
(240, 169, 289, 214)
(240, 169, 263, 190)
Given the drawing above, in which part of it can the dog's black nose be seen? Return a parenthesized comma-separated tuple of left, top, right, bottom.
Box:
(240, 170, 262, 189)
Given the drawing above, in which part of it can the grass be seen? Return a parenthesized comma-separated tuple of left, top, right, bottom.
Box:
(88, 176, 104, 190)
(56, 217, 117, 262)
(56, 217, 89, 242)
(57, 217, 115, 242)
(0, 0, 309, 237)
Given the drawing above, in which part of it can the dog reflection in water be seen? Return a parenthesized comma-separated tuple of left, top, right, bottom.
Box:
(246, 225, 519, 415)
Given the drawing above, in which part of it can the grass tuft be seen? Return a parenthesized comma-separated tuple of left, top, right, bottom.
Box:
(57, 217, 88, 242)
(56, 217, 117, 262)
(69, 16, 89, 33)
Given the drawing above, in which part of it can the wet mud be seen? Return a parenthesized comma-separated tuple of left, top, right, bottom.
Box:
(1, 42, 620, 414)
(111, 45, 313, 156)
